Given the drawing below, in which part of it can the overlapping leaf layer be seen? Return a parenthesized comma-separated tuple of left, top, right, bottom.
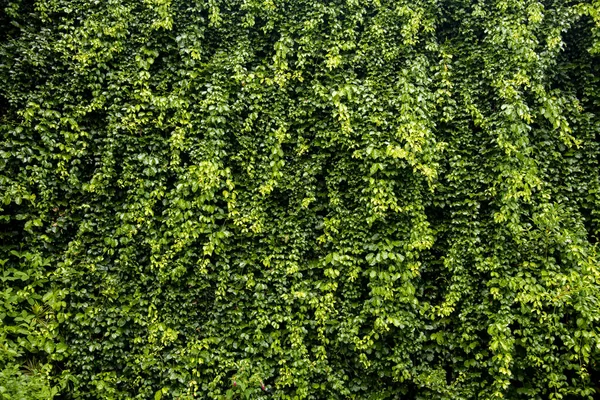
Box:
(1, 0, 600, 398)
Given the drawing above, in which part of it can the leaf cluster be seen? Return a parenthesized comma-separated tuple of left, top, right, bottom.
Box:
(1, 0, 600, 399)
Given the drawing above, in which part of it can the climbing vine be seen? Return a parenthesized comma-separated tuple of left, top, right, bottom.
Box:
(1, 0, 600, 398)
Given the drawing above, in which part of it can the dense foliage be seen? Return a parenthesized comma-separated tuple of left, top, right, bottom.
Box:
(1, 0, 600, 398)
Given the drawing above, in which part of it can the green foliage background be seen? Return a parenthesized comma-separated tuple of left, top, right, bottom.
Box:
(1, 0, 600, 398)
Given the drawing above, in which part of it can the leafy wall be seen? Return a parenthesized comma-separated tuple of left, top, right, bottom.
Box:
(1, 0, 600, 398)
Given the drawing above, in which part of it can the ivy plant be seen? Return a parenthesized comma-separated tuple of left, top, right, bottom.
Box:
(1, 0, 600, 399)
